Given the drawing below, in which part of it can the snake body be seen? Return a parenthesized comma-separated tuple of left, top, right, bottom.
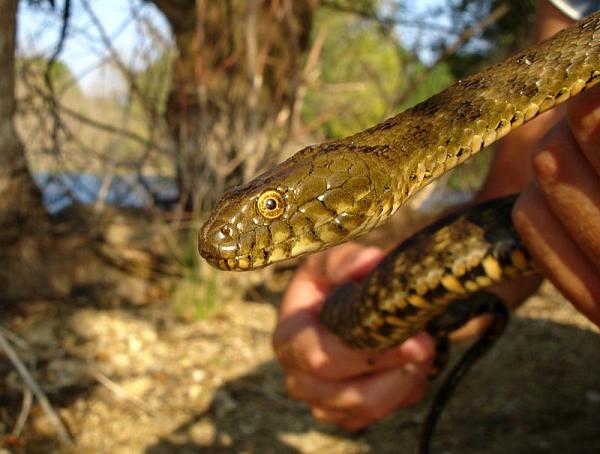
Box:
(319, 194, 536, 349)
(199, 11, 600, 272)
(200, 9, 600, 346)
(199, 11, 600, 452)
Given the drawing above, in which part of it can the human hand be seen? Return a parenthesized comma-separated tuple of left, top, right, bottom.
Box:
(513, 85, 600, 327)
(272, 243, 436, 431)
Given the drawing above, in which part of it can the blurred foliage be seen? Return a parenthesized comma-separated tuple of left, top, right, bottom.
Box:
(301, 0, 537, 141)
(444, 0, 539, 77)
(15, 55, 159, 174)
(16, 57, 78, 91)
(302, 7, 454, 139)
(134, 49, 174, 116)
(173, 228, 218, 321)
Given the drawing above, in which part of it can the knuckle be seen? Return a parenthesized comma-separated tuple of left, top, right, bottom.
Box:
(362, 401, 389, 421)
(272, 341, 288, 366)
(305, 350, 334, 379)
(511, 200, 533, 241)
(531, 148, 557, 183)
(356, 390, 394, 421)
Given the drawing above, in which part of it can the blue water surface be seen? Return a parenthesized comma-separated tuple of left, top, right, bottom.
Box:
(35, 172, 178, 213)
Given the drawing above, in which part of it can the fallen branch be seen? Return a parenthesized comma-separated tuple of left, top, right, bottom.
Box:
(12, 389, 33, 438)
(88, 365, 156, 416)
(0, 328, 74, 447)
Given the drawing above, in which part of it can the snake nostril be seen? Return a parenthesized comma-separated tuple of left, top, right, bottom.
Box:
(218, 225, 233, 241)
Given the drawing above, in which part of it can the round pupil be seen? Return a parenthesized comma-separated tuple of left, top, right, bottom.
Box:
(265, 198, 277, 210)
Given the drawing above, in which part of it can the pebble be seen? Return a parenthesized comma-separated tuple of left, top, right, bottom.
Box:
(189, 420, 216, 444)
(120, 376, 153, 398)
(191, 369, 206, 383)
(585, 390, 600, 403)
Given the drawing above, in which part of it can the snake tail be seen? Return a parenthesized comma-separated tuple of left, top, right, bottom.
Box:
(419, 292, 509, 454)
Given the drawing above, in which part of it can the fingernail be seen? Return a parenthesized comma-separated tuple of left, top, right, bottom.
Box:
(399, 333, 436, 363)
(532, 149, 559, 185)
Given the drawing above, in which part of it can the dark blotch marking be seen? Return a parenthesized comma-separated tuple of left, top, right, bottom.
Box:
(587, 70, 600, 83)
(458, 76, 489, 91)
(495, 119, 510, 132)
(409, 123, 435, 147)
(519, 83, 539, 98)
(455, 100, 481, 123)
(411, 96, 442, 116)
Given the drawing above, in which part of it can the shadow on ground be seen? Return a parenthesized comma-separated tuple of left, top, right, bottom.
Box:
(147, 315, 600, 454)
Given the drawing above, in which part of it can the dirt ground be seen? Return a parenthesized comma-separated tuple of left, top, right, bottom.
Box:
(0, 277, 599, 454)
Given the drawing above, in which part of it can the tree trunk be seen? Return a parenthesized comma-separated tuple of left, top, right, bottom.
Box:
(150, 0, 319, 215)
(0, 0, 48, 244)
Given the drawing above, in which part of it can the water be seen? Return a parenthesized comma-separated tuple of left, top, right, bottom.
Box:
(34, 172, 473, 216)
(35, 172, 178, 213)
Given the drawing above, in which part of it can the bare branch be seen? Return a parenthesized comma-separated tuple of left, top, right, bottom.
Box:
(391, 3, 510, 109)
(0, 329, 74, 447)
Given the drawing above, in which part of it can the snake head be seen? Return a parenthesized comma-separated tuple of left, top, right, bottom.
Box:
(199, 143, 393, 270)
(198, 146, 315, 270)
(198, 176, 300, 270)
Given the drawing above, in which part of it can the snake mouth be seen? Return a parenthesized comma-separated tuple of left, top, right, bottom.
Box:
(198, 227, 262, 271)
(202, 255, 234, 271)
(198, 237, 241, 271)
(200, 250, 266, 272)
(199, 230, 316, 271)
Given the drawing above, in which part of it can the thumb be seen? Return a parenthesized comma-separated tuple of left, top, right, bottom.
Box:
(322, 245, 385, 284)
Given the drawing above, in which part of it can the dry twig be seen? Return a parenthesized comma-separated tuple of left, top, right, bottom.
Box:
(87, 364, 156, 416)
(0, 328, 74, 447)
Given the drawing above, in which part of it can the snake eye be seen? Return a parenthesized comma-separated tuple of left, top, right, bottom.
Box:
(257, 189, 285, 219)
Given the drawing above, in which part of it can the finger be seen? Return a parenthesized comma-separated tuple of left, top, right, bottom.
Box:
(531, 121, 600, 267)
(274, 312, 436, 381)
(312, 406, 373, 432)
(513, 183, 600, 326)
(285, 361, 430, 423)
(280, 245, 384, 334)
(281, 244, 385, 317)
(567, 84, 600, 174)
(313, 405, 373, 432)
(274, 244, 436, 380)
(311, 406, 350, 424)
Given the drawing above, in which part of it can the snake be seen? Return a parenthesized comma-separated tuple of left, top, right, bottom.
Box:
(198, 11, 600, 453)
